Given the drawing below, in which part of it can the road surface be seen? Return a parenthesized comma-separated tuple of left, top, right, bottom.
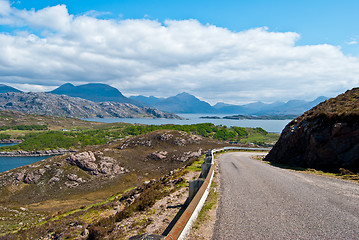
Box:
(212, 152, 359, 240)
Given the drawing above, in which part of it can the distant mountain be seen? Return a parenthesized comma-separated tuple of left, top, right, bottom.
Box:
(129, 95, 164, 106)
(0, 84, 22, 93)
(212, 102, 250, 114)
(254, 96, 328, 115)
(50, 83, 142, 106)
(0, 92, 180, 119)
(131, 92, 214, 113)
(155, 92, 214, 113)
(213, 97, 328, 116)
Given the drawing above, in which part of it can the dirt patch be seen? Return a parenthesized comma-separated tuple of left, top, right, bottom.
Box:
(118, 170, 200, 239)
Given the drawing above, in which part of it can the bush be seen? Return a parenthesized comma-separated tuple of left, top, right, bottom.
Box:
(0, 133, 11, 139)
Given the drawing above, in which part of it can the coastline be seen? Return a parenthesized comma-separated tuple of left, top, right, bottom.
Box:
(0, 139, 22, 144)
(0, 149, 77, 157)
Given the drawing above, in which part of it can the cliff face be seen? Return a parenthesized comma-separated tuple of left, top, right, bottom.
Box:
(265, 88, 359, 172)
(0, 92, 180, 119)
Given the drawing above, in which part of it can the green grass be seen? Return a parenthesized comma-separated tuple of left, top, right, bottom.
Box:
(192, 173, 218, 229)
(240, 129, 279, 145)
(1, 121, 279, 152)
(187, 159, 204, 172)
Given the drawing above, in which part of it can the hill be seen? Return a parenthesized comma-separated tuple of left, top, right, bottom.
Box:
(0, 84, 22, 93)
(0, 130, 223, 238)
(50, 83, 141, 106)
(0, 92, 180, 119)
(265, 88, 359, 172)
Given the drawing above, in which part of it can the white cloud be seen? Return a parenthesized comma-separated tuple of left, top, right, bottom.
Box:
(346, 40, 357, 45)
(0, 0, 11, 16)
(0, 2, 73, 31)
(0, 0, 359, 104)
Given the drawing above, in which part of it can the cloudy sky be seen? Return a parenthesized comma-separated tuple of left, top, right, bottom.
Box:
(0, 0, 359, 104)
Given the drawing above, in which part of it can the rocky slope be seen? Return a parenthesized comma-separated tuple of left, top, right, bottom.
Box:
(0, 92, 180, 119)
(0, 130, 223, 237)
(265, 88, 359, 172)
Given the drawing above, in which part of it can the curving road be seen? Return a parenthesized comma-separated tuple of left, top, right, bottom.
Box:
(212, 152, 359, 240)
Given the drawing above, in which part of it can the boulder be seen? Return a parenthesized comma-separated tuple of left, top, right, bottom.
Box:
(67, 151, 98, 172)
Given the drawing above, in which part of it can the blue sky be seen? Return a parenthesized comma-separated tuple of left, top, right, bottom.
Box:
(0, 0, 358, 104)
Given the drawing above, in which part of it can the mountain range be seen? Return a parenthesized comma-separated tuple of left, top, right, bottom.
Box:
(1, 83, 328, 116)
(130, 93, 328, 116)
(0, 92, 180, 119)
(130, 92, 214, 113)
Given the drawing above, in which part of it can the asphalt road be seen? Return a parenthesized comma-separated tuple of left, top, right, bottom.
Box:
(212, 152, 359, 240)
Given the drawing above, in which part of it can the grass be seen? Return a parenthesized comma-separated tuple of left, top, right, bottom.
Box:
(240, 131, 279, 146)
(187, 160, 204, 172)
(255, 155, 359, 183)
(192, 170, 218, 230)
(1, 186, 138, 236)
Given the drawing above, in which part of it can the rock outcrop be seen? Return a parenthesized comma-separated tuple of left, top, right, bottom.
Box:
(67, 151, 129, 176)
(0, 149, 76, 157)
(265, 88, 359, 172)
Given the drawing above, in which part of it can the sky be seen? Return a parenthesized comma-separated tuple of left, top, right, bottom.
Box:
(0, 0, 358, 104)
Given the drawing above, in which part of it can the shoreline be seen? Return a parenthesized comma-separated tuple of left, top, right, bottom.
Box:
(0, 139, 22, 144)
(0, 149, 77, 157)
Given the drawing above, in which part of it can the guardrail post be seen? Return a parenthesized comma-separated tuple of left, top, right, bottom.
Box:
(188, 179, 204, 202)
(204, 155, 212, 164)
(200, 163, 211, 178)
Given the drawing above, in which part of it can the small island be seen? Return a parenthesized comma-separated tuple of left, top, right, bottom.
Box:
(223, 114, 298, 120)
(200, 116, 221, 119)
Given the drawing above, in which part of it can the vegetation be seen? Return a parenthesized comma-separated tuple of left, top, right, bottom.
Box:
(0, 160, 197, 239)
(0, 133, 10, 139)
(298, 87, 359, 121)
(123, 123, 274, 144)
(192, 173, 218, 230)
(0, 123, 278, 152)
(0, 123, 278, 151)
(0, 124, 48, 131)
(256, 155, 359, 182)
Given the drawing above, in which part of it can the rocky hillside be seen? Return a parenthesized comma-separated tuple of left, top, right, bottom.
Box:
(265, 88, 359, 172)
(0, 130, 223, 237)
(0, 92, 180, 119)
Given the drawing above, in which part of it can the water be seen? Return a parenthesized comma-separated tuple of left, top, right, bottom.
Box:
(0, 142, 19, 147)
(0, 114, 291, 173)
(0, 155, 52, 173)
(84, 114, 292, 133)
